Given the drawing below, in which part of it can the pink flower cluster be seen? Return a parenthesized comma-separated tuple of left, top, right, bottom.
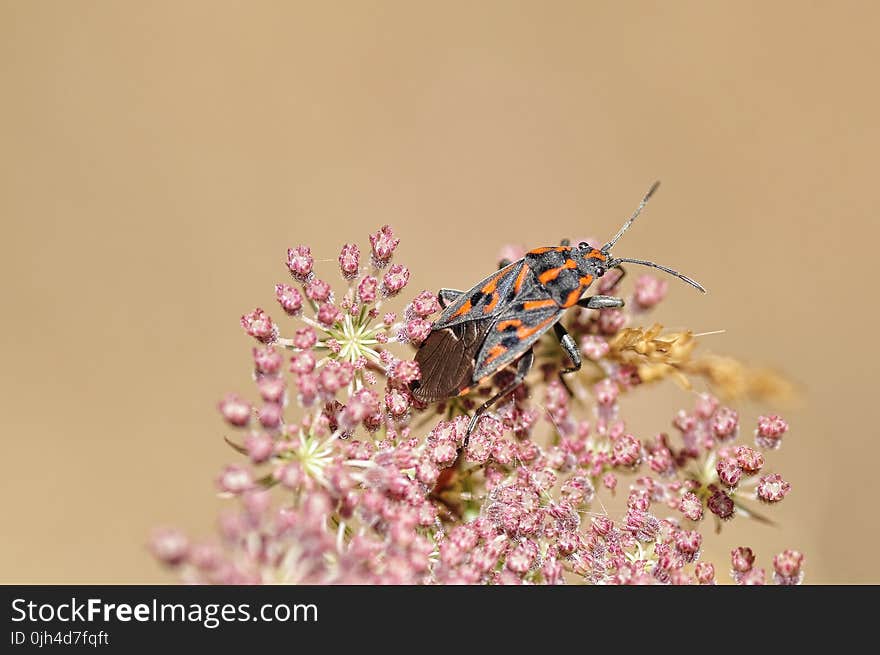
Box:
(153, 228, 802, 584)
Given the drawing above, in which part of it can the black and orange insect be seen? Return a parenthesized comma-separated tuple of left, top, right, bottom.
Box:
(410, 182, 706, 440)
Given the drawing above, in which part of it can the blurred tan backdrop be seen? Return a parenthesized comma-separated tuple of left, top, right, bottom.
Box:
(1, 1, 876, 583)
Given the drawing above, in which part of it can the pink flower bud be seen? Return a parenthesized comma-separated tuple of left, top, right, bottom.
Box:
(188, 543, 222, 571)
(292, 326, 316, 349)
(316, 302, 342, 326)
(594, 378, 619, 406)
(580, 335, 610, 360)
(464, 432, 492, 465)
(756, 415, 788, 449)
(716, 457, 743, 487)
(591, 516, 614, 537)
(773, 549, 804, 584)
(432, 442, 457, 466)
(506, 542, 537, 574)
(707, 487, 735, 520)
(243, 490, 271, 518)
(338, 243, 360, 278)
(627, 489, 650, 511)
(602, 472, 617, 492)
(695, 561, 716, 584)
(597, 308, 627, 334)
(734, 446, 764, 473)
(290, 350, 316, 374)
(390, 360, 420, 385)
(633, 275, 668, 309)
(318, 361, 354, 394)
(695, 393, 719, 419)
(674, 410, 698, 433)
(306, 278, 332, 303)
(358, 275, 378, 304)
(341, 389, 380, 429)
(675, 530, 702, 560)
(492, 439, 515, 465)
(218, 393, 251, 427)
(382, 264, 410, 296)
(712, 406, 739, 441)
(296, 373, 318, 406)
(253, 346, 283, 375)
(275, 284, 303, 315)
(244, 431, 274, 463)
(415, 458, 439, 486)
(369, 225, 399, 265)
(258, 403, 283, 428)
(738, 567, 766, 585)
(405, 318, 432, 344)
(731, 546, 755, 573)
(757, 473, 791, 503)
(241, 308, 278, 344)
(257, 376, 286, 403)
(612, 433, 642, 467)
(410, 290, 440, 318)
(556, 531, 580, 556)
(625, 509, 659, 542)
(150, 528, 189, 566)
(648, 444, 675, 476)
(275, 461, 305, 489)
(385, 388, 411, 417)
(679, 492, 704, 521)
(216, 465, 253, 495)
(287, 245, 313, 281)
(542, 558, 564, 585)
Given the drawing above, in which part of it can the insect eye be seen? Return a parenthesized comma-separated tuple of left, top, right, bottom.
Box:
(595, 266, 606, 277)
(578, 241, 590, 250)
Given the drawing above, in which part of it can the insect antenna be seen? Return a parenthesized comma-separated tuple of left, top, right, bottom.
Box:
(602, 180, 661, 251)
(610, 257, 706, 293)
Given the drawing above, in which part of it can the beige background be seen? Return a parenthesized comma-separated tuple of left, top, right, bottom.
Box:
(1, 1, 876, 583)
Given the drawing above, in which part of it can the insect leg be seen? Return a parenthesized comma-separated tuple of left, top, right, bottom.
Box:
(465, 348, 535, 444)
(578, 295, 625, 310)
(553, 322, 581, 374)
(437, 289, 464, 308)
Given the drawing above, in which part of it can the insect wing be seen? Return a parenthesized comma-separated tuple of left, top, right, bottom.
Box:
(411, 318, 494, 403)
(433, 260, 528, 329)
(473, 288, 564, 380)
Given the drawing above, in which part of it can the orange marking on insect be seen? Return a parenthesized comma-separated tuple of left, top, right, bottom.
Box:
(480, 267, 509, 294)
(453, 299, 472, 317)
(563, 287, 584, 308)
(496, 319, 523, 331)
(483, 292, 500, 313)
(528, 246, 570, 255)
(513, 264, 529, 293)
(522, 298, 557, 310)
(538, 259, 576, 284)
(538, 267, 562, 284)
(516, 315, 557, 339)
(485, 344, 508, 364)
(588, 249, 607, 262)
(456, 386, 471, 396)
(579, 274, 594, 287)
